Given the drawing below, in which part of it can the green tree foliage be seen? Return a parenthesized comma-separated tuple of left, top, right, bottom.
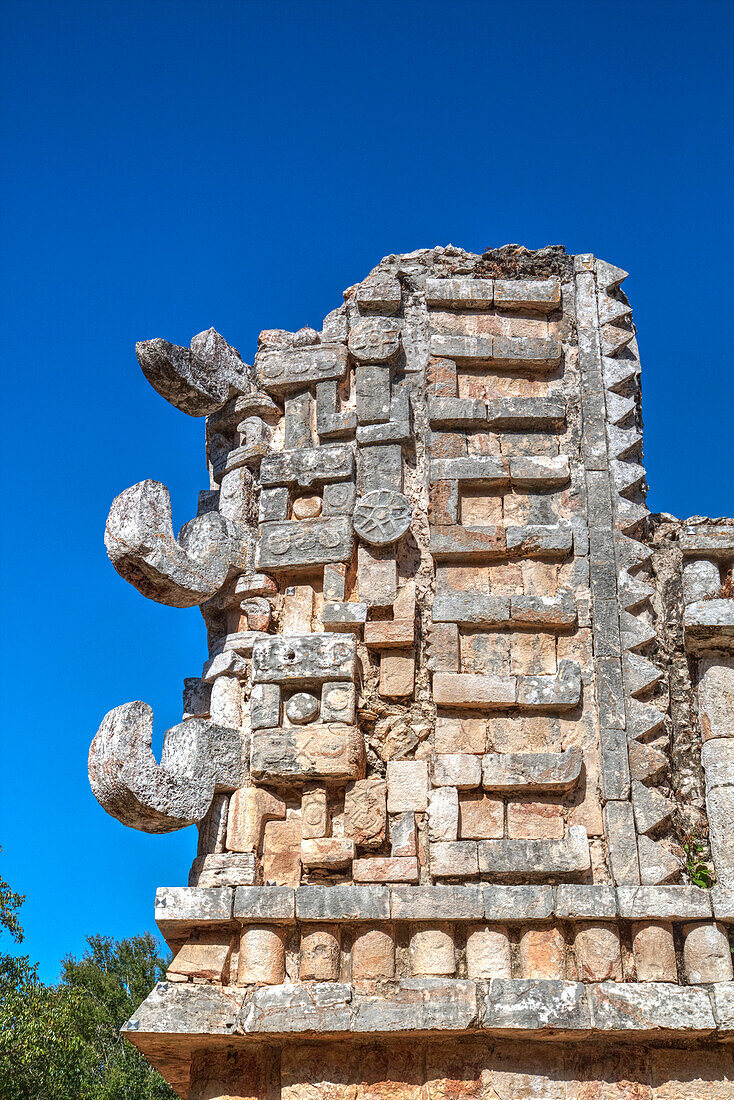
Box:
(0, 851, 177, 1100)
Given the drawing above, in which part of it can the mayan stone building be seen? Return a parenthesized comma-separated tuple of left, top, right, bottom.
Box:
(89, 245, 734, 1097)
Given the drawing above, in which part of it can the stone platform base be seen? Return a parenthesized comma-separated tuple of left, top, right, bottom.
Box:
(133, 1035, 734, 1099)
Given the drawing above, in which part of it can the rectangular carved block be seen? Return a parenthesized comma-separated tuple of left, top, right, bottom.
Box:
(250, 725, 365, 782)
(252, 633, 356, 684)
(257, 517, 354, 569)
(256, 343, 348, 392)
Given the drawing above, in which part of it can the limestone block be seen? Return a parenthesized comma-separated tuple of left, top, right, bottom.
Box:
(295, 884, 389, 921)
(348, 318, 401, 363)
(631, 779, 672, 835)
(586, 981, 716, 1034)
(631, 921, 677, 982)
(300, 784, 328, 839)
(573, 922, 622, 982)
(192, 853, 257, 888)
(262, 817, 302, 888)
(233, 886, 294, 922)
(603, 802, 640, 885)
(154, 887, 233, 941)
(105, 480, 237, 608)
(430, 455, 508, 484)
(506, 799, 564, 840)
(478, 826, 590, 881)
(320, 681, 356, 724)
(209, 674, 242, 728)
(494, 276, 561, 311)
(258, 516, 354, 570)
(432, 672, 517, 709)
(459, 793, 503, 840)
(433, 753, 482, 789)
(197, 794, 228, 857)
(356, 275, 401, 313)
(251, 725, 365, 782)
(352, 857, 419, 883)
(428, 396, 487, 428)
(343, 778, 386, 850)
(260, 445, 354, 490)
(425, 276, 494, 308)
(136, 328, 249, 416)
(430, 840, 479, 878)
(226, 786, 286, 852)
(322, 481, 356, 516)
(285, 691, 320, 725)
(363, 620, 414, 648)
(707, 787, 734, 885)
(466, 924, 512, 979)
(428, 786, 459, 842)
(351, 926, 396, 978)
(409, 924, 456, 976)
(702, 737, 734, 790)
(435, 717, 486, 754)
(390, 812, 417, 857)
(699, 657, 734, 740)
(89, 702, 244, 833)
(182, 677, 211, 719)
(256, 343, 348, 393)
(390, 885, 484, 921)
(480, 977, 590, 1032)
(168, 934, 232, 982)
(683, 559, 721, 603)
(320, 601, 367, 632)
(357, 545, 398, 606)
(299, 925, 341, 981)
(237, 925, 285, 985)
(680, 523, 734, 558)
(301, 836, 355, 869)
(380, 653, 415, 698)
(481, 746, 582, 792)
(684, 599, 734, 651)
(351, 978, 477, 1033)
(516, 660, 581, 711)
(554, 885, 617, 919)
(252, 633, 357, 684)
(482, 885, 554, 921)
(682, 922, 734, 983)
(518, 924, 565, 979)
(508, 455, 570, 489)
(356, 363, 391, 423)
(387, 760, 429, 812)
(485, 395, 566, 430)
(616, 885, 712, 920)
(429, 523, 507, 560)
(505, 523, 573, 556)
(429, 333, 561, 369)
(239, 981, 351, 1034)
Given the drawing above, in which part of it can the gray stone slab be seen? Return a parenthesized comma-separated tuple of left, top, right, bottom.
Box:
(432, 590, 510, 626)
(252, 633, 356, 684)
(154, 886, 233, 934)
(481, 747, 582, 793)
(233, 886, 294, 921)
(258, 516, 354, 570)
(516, 661, 581, 710)
(482, 885, 554, 920)
(356, 363, 391, 423)
(352, 979, 478, 1033)
(554, 884, 617, 919)
(389, 885, 484, 920)
(494, 277, 561, 312)
(480, 979, 591, 1032)
(256, 344, 348, 393)
(295, 884, 389, 921)
(425, 277, 494, 309)
(680, 525, 734, 559)
(604, 802, 640, 886)
(250, 725, 364, 782)
(428, 397, 487, 427)
(616, 885, 713, 920)
(430, 456, 508, 484)
(260, 443, 354, 488)
(478, 826, 590, 881)
(587, 981, 715, 1034)
(250, 683, 280, 730)
(505, 524, 573, 556)
(239, 982, 352, 1034)
(123, 981, 244, 1037)
(484, 395, 566, 430)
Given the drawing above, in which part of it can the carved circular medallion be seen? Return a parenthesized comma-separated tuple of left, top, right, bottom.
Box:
(353, 489, 412, 546)
(285, 692, 320, 725)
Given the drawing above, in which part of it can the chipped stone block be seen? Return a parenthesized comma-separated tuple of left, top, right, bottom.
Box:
(351, 978, 477, 1033)
(390, 885, 484, 921)
(481, 746, 582, 792)
(682, 922, 734, 983)
(428, 786, 459, 843)
(637, 835, 681, 886)
(387, 759, 429, 812)
(519, 924, 566, 979)
(300, 784, 329, 840)
(494, 276, 561, 311)
(301, 836, 355, 869)
(364, 619, 414, 647)
(168, 934, 232, 982)
(240, 980, 352, 1034)
(251, 725, 365, 782)
(631, 920, 677, 982)
(466, 924, 512, 979)
(433, 753, 482, 789)
(295, 884, 389, 921)
(352, 926, 396, 978)
(233, 886, 294, 922)
(226, 786, 286, 853)
(352, 857, 419, 883)
(586, 980, 715, 1034)
(390, 812, 417, 857)
(480, 978, 590, 1032)
(617, 885, 712, 920)
(344, 778, 387, 849)
(430, 840, 479, 878)
(516, 660, 581, 711)
(435, 716, 485, 754)
(380, 653, 415, 698)
(425, 276, 494, 308)
(409, 924, 456, 976)
(320, 681, 356, 724)
(555, 885, 617, 920)
(684, 599, 734, 651)
(603, 802, 640, 885)
(432, 672, 517, 709)
(299, 924, 341, 981)
(683, 558, 721, 603)
(349, 318, 401, 364)
(478, 826, 590, 881)
(482, 885, 554, 921)
(261, 817, 302, 888)
(252, 633, 356, 684)
(573, 922, 622, 982)
(258, 516, 354, 570)
(357, 545, 398, 606)
(459, 793, 503, 840)
(191, 853, 257, 888)
(256, 343, 348, 393)
(236, 925, 285, 985)
(356, 275, 402, 313)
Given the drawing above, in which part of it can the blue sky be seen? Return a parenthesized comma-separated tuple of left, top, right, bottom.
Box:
(0, 0, 732, 981)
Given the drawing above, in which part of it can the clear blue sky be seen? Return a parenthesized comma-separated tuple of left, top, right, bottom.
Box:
(1, 0, 732, 981)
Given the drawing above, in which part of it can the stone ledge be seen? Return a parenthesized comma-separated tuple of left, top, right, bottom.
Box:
(123, 978, 721, 1044)
(156, 884, 717, 937)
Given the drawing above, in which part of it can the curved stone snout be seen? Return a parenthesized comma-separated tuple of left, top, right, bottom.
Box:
(136, 328, 249, 416)
(88, 701, 246, 833)
(105, 479, 242, 607)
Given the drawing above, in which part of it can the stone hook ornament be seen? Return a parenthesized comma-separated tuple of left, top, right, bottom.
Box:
(136, 327, 250, 417)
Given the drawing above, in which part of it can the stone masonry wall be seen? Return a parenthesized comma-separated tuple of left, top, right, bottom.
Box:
(90, 246, 734, 1098)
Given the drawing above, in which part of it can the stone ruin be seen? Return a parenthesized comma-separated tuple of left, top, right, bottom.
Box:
(89, 245, 734, 1098)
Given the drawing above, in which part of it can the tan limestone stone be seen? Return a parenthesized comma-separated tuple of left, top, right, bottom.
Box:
(631, 921, 678, 983)
(262, 815, 302, 887)
(351, 925, 396, 979)
(459, 792, 504, 839)
(682, 921, 734, 983)
(518, 923, 565, 979)
(299, 924, 341, 981)
(573, 922, 623, 982)
(466, 923, 511, 979)
(409, 923, 455, 976)
(237, 924, 285, 985)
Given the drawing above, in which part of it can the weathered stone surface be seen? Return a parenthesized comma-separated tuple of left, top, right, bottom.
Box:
(89, 702, 243, 833)
(258, 516, 354, 569)
(481, 747, 582, 792)
(168, 934, 232, 982)
(480, 978, 591, 1032)
(252, 633, 356, 684)
(260, 443, 354, 489)
(237, 924, 285, 985)
(226, 786, 286, 852)
(478, 827, 590, 881)
(300, 837, 355, 869)
(430, 840, 479, 878)
(191, 852, 257, 887)
(256, 343, 348, 393)
(348, 317, 401, 362)
(587, 981, 716, 1034)
(250, 725, 365, 782)
(344, 778, 386, 848)
(353, 856, 419, 883)
(239, 981, 352, 1033)
(233, 885, 294, 921)
(352, 926, 396, 979)
(353, 488, 412, 545)
(296, 884, 389, 921)
(352, 979, 477, 1033)
(136, 328, 249, 416)
(390, 886, 484, 921)
(483, 885, 554, 921)
(616, 885, 712, 920)
(466, 924, 512, 979)
(425, 276, 494, 308)
(409, 925, 456, 976)
(105, 480, 237, 607)
(433, 753, 482, 789)
(356, 275, 402, 313)
(154, 886, 233, 937)
(554, 885, 616, 919)
(682, 921, 734, 983)
(631, 920, 678, 982)
(386, 760, 429, 812)
(428, 785, 459, 842)
(573, 923, 622, 982)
